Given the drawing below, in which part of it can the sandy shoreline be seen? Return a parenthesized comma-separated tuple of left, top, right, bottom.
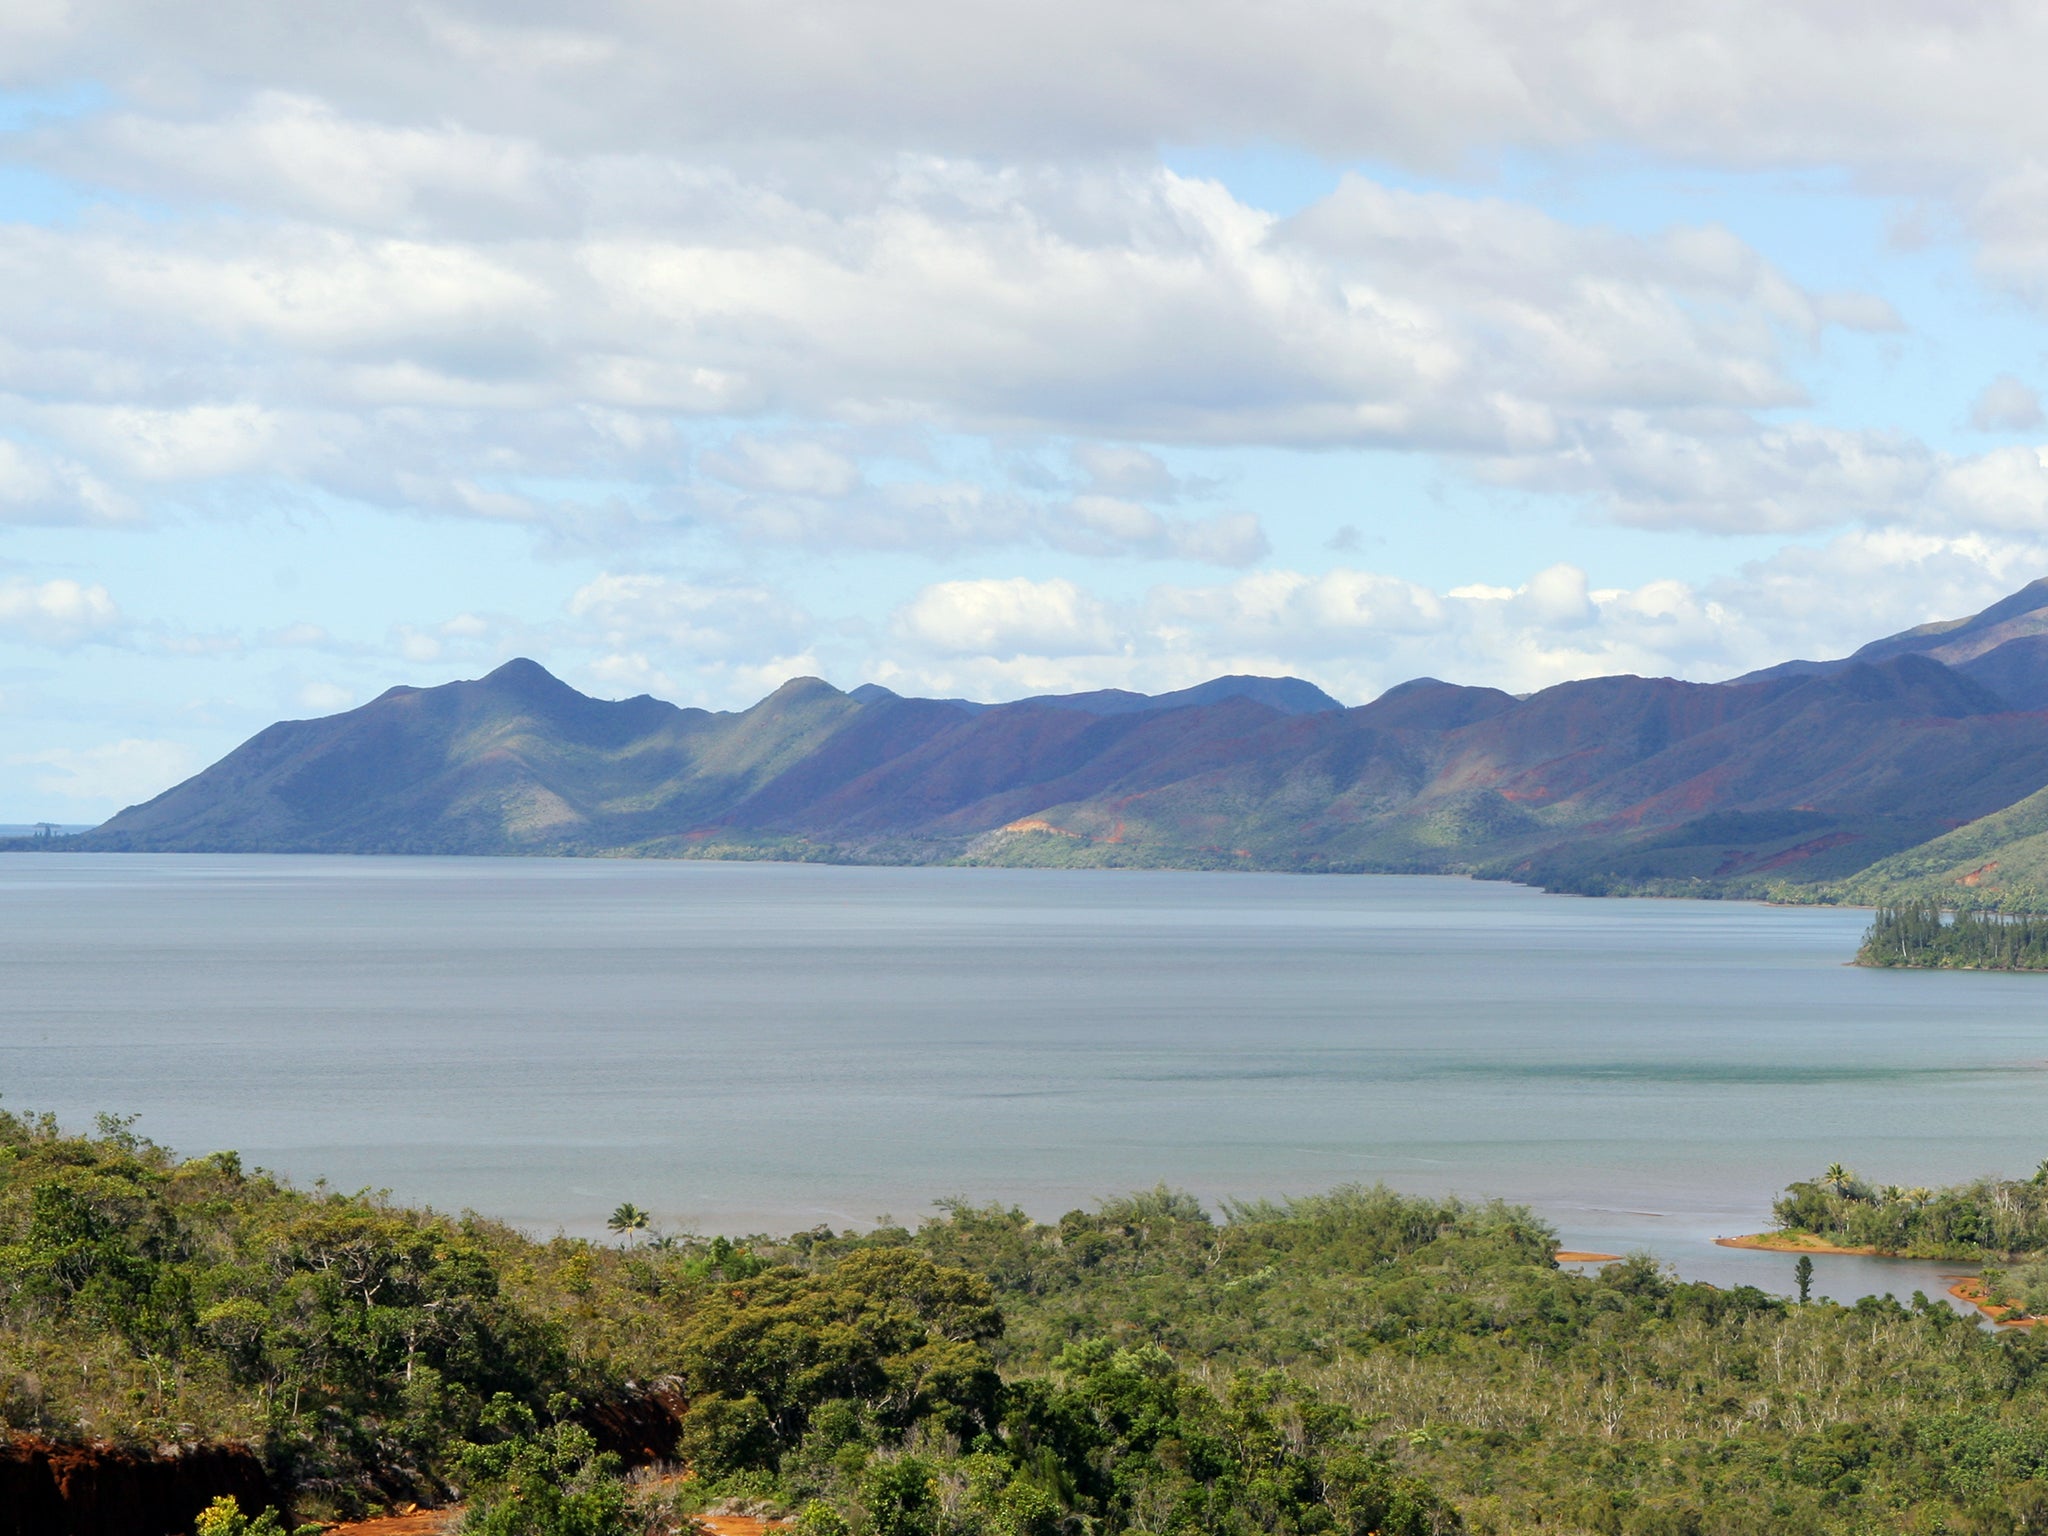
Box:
(1949, 1277, 2040, 1329)
(1715, 1232, 1893, 1257)
(1555, 1249, 1622, 1263)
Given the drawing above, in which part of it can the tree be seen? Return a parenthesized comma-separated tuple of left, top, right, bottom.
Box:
(455, 1394, 631, 1536)
(1794, 1255, 1813, 1304)
(604, 1203, 649, 1247)
(672, 1247, 1004, 1474)
(193, 1499, 319, 1536)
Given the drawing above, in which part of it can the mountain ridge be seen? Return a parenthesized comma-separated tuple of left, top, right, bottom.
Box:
(36, 582, 2048, 905)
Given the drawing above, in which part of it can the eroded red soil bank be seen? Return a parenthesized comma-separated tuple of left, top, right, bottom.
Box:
(0, 1436, 276, 1536)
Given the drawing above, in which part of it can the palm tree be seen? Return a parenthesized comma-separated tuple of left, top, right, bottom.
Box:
(607, 1201, 651, 1246)
(1823, 1163, 1853, 1197)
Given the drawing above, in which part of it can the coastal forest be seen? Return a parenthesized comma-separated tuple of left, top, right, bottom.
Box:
(15, 1111, 2048, 1535)
(1855, 904, 2048, 970)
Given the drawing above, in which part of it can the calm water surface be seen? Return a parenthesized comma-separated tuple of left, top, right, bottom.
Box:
(4, 854, 2042, 1305)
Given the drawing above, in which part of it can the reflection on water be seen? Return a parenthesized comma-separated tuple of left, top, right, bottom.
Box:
(3, 854, 2043, 1308)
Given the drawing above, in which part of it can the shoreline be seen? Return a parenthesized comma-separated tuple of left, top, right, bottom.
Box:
(1716, 1232, 1893, 1257)
(1950, 1277, 2038, 1328)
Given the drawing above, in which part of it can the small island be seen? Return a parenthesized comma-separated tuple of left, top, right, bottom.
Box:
(1855, 902, 2048, 970)
(1728, 1161, 2048, 1324)
(1732, 1160, 2048, 1260)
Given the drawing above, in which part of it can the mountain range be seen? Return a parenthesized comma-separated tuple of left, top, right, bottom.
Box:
(42, 579, 2048, 906)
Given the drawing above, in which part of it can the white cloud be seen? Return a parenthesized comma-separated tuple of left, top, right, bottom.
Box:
(0, 439, 140, 525)
(567, 572, 812, 663)
(1149, 568, 1447, 655)
(892, 576, 1116, 658)
(40, 403, 284, 481)
(10, 738, 196, 806)
(0, 577, 123, 646)
(61, 92, 557, 234)
(702, 435, 864, 498)
(0, 149, 1899, 543)
(850, 536, 2048, 706)
(1512, 563, 1596, 628)
(15, 1, 2048, 181)
(1071, 444, 1190, 500)
(1970, 374, 2044, 432)
(7, 0, 2048, 727)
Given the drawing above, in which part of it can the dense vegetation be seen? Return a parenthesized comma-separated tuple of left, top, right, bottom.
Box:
(1772, 1162, 2048, 1260)
(1855, 904, 2048, 969)
(23, 1111, 2048, 1533)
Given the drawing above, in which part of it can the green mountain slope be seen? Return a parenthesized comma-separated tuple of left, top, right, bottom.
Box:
(1837, 782, 2048, 910)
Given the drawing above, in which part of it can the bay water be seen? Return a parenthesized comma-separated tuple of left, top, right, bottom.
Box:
(5, 853, 2043, 1305)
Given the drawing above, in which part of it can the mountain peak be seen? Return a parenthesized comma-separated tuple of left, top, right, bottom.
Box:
(480, 657, 576, 697)
(754, 676, 847, 710)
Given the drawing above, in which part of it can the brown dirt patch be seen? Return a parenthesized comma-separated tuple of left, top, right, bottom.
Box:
(323, 1512, 456, 1536)
(1951, 1277, 2041, 1328)
(1555, 1250, 1622, 1263)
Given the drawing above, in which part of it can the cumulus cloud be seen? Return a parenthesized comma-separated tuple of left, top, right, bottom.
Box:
(0, 135, 1906, 544)
(11, 0, 2048, 735)
(892, 577, 1117, 659)
(0, 577, 123, 646)
(701, 435, 864, 499)
(1071, 444, 1198, 501)
(1970, 375, 2044, 432)
(1, 2, 2043, 557)
(38, 403, 286, 481)
(857, 538, 2048, 706)
(6, 1, 2016, 557)
(14, 1, 2048, 180)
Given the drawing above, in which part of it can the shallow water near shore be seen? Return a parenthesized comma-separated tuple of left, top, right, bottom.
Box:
(3, 854, 2039, 1305)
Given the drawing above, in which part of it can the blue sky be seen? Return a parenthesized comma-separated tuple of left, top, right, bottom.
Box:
(5, 1, 2048, 820)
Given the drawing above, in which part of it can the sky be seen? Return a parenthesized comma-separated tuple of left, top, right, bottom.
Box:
(7, 3, 2048, 821)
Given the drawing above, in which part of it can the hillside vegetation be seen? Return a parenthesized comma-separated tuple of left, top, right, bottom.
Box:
(21, 1111, 2048, 1533)
(1838, 791, 2048, 914)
